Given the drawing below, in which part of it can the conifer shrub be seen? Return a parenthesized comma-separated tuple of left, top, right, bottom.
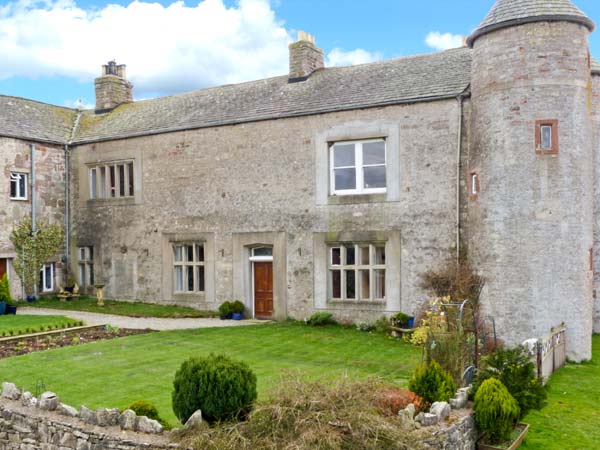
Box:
(230, 301, 245, 314)
(126, 400, 170, 429)
(172, 354, 257, 424)
(471, 346, 546, 419)
(218, 301, 233, 318)
(408, 361, 456, 406)
(0, 274, 12, 304)
(474, 378, 520, 444)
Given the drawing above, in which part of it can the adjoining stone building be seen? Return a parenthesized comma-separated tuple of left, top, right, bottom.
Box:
(1, 0, 599, 361)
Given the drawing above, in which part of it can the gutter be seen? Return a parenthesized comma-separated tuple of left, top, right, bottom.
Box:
(30, 143, 36, 297)
(64, 111, 83, 269)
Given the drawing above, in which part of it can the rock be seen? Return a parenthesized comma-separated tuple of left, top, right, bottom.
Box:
(118, 410, 136, 430)
(415, 412, 438, 427)
(450, 390, 468, 410)
(398, 403, 416, 423)
(1, 382, 21, 400)
(96, 408, 119, 426)
(79, 406, 97, 425)
(39, 392, 60, 411)
(58, 403, 79, 417)
(21, 392, 37, 407)
(430, 401, 451, 422)
(184, 410, 203, 430)
(135, 416, 164, 434)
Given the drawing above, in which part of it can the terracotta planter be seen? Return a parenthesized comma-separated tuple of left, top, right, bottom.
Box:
(478, 423, 529, 450)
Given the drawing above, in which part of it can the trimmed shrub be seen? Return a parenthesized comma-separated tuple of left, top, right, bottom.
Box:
(126, 400, 169, 429)
(408, 361, 456, 406)
(471, 346, 546, 419)
(474, 378, 520, 444)
(218, 301, 233, 317)
(306, 312, 336, 326)
(172, 354, 257, 424)
(0, 274, 12, 304)
(230, 301, 245, 314)
(393, 312, 410, 325)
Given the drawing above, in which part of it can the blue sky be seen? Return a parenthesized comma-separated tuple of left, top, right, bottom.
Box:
(0, 0, 598, 108)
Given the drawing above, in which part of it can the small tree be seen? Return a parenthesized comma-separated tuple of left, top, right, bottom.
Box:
(0, 274, 12, 303)
(10, 218, 64, 296)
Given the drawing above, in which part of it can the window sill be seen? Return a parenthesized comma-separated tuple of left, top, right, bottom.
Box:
(326, 193, 388, 205)
(86, 197, 137, 207)
(9, 198, 28, 202)
(173, 292, 206, 300)
(327, 299, 386, 306)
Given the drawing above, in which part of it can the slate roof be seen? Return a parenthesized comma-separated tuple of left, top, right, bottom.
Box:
(72, 47, 472, 143)
(468, 0, 595, 47)
(0, 95, 77, 144)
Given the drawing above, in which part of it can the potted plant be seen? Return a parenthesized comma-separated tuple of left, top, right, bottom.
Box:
(231, 301, 245, 320)
(474, 378, 527, 450)
(219, 301, 233, 320)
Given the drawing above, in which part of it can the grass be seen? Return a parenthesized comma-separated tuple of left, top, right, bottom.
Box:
(26, 297, 218, 318)
(0, 322, 420, 426)
(0, 315, 82, 337)
(521, 334, 600, 450)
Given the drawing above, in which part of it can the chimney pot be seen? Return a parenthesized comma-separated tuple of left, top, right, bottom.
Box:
(94, 61, 133, 113)
(289, 30, 324, 82)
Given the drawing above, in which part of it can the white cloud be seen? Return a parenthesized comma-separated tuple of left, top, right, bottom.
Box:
(0, 0, 295, 97)
(425, 31, 464, 51)
(326, 48, 382, 67)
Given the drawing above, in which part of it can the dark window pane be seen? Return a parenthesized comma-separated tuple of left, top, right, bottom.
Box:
(186, 245, 194, 262)
(333, 144, 355, 167)
(334, 168, 356, 191)
(10, 178, 16, 197)
(331, 270, 341, 298)
(89, 247, 94, 261)
(375, 246, 386, 265)
(128, 163, 134, 196)
(187, 266, 194, 291)
(197, 244, 204, 262)
(109, 166, 116, 197)
(118, 164, 125, 196)
(89, 264, 94, 286)
(346, 270, 356, 299)
(364, 166, 386, 189)
(331, 248, 341, 265)
(253, 247, 273, 257)
(363, 141, 386, 165)
(19, 174, 26, 197)
(345, 246, 355, 265)
(198, 266, 205, 292)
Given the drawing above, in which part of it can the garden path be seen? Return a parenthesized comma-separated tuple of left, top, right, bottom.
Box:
(17, 307, 266, 330)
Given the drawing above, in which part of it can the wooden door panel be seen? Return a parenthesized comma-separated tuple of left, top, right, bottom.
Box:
(0, 259, 6, 279)
(254, 262, 273, 318)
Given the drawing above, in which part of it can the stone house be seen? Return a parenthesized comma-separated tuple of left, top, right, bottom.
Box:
(1, 0, 599, 361)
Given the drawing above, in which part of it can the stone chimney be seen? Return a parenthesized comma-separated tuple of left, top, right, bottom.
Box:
(289, 31, 324, 82)
(94, 61, 133, 112)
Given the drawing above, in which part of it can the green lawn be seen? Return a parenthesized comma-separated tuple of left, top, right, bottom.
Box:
(0, 322, 420, 426)
(26, 297, 218, 318)
(0, 315, 81, 337)
(522, 334, 600, 450)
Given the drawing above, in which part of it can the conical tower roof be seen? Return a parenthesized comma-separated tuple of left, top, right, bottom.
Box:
(467, 0, 595, 47)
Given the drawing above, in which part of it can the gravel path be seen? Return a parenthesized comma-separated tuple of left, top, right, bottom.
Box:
(18, 307, 267, 331)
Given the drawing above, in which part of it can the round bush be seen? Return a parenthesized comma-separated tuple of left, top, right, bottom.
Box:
(172, 354, 257, 424)
(126, 400, 169, 429)
(474, 378, 520, 444)
(408, 361, 456, 406)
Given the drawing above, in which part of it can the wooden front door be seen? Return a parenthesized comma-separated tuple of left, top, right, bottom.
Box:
(0, 259, 6, 280)
(254, 262, 273, 319)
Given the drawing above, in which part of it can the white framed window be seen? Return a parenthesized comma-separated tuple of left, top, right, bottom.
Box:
(330, 139, 387, 195)
(328, 243, 386, 301)
(39, 263, 55, 292)
(78, 246, 94, 287)
(10, 172, 28, 200)
(89, 161, 134, 199)
(173, 243, 205, 293)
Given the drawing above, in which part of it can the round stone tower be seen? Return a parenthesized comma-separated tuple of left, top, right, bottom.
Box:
(467, 0, 595, 361)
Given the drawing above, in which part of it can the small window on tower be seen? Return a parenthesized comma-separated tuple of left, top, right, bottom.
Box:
(535, 120, 558, 155)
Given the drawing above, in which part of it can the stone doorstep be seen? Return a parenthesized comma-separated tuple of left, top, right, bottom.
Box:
(0, 324, 108, 344)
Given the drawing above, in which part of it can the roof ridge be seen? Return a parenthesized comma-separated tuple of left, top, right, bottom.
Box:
(0, 93, 77, 111)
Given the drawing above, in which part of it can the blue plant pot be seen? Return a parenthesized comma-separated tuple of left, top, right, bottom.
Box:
(232, 313, 244, 321)
(0, 302, 6, 315)
(26, 296, 36, 303)
(407, 317, 415, 328)
(6, 305, 17, 315)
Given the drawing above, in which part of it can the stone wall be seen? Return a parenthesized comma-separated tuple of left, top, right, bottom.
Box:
(0, 137, 66, 299)
(70, 99, 461, 322)
(592, 72, 600, 334)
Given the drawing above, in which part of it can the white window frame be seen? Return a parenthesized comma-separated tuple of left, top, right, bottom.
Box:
(10, 172, 28, 200)
(40, 263, 55, 292)
(327, 243, 386, 302)
(329, 139, 387, 196)
(88, 160, 134, 200)
(78, 246, 94, 287)
(173, 243, 205, 294)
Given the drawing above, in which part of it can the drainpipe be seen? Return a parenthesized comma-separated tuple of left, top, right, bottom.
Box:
(64, 145, 70, 268)
(455, 94, 464, 263)
(30, 143, 37, 297)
